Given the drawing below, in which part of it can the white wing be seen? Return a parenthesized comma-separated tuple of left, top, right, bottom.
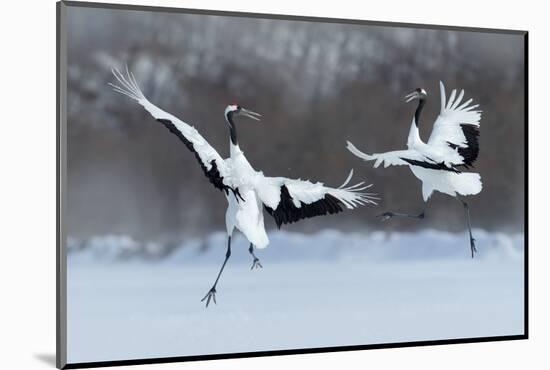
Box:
(427, 81, 481, 167)
(109, 67, 235, 194)
(346, 140, 462, 172)
(255, 169, 377, 228)
(347, 141, 427, 168)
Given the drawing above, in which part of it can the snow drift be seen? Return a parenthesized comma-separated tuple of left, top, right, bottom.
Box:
(67, 229, 524, 363)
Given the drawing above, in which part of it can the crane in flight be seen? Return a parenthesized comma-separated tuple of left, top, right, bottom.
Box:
(110, 67, 377, 307)
(347, 82, 482, 258)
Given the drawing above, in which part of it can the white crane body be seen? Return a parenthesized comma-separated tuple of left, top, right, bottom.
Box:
(110, 66, 376, 305)
(347, 82, 482, 257)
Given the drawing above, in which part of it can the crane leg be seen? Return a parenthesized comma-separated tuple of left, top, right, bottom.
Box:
(201, 236, 232, 307)
(377, 210, 425, 222)
(248, 243, 263, 270)
(457, 196, 477, 258)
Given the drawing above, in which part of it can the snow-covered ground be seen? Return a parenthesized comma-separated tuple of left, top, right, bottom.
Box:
(67, 229, 525, 364)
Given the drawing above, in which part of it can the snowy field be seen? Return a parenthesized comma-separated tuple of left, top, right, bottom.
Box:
(67, 229, 524, 364)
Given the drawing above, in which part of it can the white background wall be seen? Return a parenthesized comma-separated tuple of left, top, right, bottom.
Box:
(0, 0, 546, 369)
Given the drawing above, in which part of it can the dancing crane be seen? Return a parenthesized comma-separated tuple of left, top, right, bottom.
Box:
(346, 82, 482, 258)
(110, 67, 377, 307)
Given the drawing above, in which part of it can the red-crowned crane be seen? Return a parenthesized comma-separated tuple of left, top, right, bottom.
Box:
(346, 82, 482, 258)
(110, 67, 377, 307)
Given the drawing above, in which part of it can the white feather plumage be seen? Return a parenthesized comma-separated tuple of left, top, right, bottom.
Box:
(347, 81, 483, 199)
(110, 66, 377, 249)
(111, 66, 379, 304)
(347, 81, 482, 257)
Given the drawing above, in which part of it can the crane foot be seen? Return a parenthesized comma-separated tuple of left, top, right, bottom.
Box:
(377, 211, 425, 222)
(250, 257, 263, 270)
(201, 287, 217, 308)
(470, 237, 477, 258)
(377, 212, 395, 222)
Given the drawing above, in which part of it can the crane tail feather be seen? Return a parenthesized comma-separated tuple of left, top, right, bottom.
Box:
(456, 98, 473, 111)
(333, 170, 379, 208)
(110, 66, 146, 102)
(439, 81, 446, 113)
(339, 169, 355, 189)
(451, 89, 465, 110)
(346, 141, 375, 161)
(447, 89, 457, 110)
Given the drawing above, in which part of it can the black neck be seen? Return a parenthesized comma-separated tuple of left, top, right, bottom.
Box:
(414, 98, 426, 127)
(227, 112, 238, 145)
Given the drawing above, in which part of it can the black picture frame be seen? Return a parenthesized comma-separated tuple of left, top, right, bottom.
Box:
(56, 1, 529, 368)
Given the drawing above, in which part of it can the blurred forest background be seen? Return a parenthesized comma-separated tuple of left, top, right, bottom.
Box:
(66, 6, 525, 248)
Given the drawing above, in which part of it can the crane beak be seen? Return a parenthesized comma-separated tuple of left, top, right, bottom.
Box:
(240, 108, 262, 121)
(404, 92, 418, 103)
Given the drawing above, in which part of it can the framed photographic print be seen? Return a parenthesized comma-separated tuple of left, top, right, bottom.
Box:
(57, 1, 528, 368)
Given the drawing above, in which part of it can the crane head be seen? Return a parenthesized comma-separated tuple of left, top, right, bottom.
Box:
(225, 104, 262, 122)
(404, 88, 427, 103)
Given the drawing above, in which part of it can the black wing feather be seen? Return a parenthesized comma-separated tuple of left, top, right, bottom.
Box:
(400, 157, 461, 173)
(264, 185, 345, 229)
(157, 118, 231, 195)
(456, 124, 480, 167)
